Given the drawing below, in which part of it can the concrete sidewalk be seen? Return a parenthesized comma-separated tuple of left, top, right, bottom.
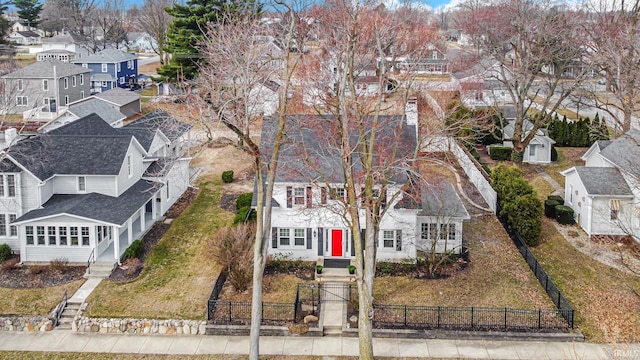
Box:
(0, 331, 635, 359)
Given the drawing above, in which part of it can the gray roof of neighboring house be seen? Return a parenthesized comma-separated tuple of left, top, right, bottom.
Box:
(599, 129, 640, 170)
(15, 31, 40, 38)
(596, 140, 612, 151)
(76, 49, 137, 64)
(94, 87, 140, 106)
(42, 33, 87, 44)
(47, 113, 119, 136)
(502, 119, 552, 141)
(38, 49, 76, 55)
(1, 60, 89, 79)
(14, 179, 159, 225)
(67, 99, 126, 125)
(260, 114, 416, 184)
(574, 167, 633, 196)
(91, 74, 116, 81)
(123, 109, 193, 144)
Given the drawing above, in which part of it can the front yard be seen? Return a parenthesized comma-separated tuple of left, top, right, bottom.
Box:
(0, 280, 85, 316)
(373, 215, 552, 309)
(85, 177, 233, 320)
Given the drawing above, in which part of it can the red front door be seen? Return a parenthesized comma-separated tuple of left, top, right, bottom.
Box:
(331, 229, 343, 257)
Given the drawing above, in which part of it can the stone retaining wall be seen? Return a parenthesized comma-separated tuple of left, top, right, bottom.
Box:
(74, 318, 207, 335)
(0, 316, 53, 332)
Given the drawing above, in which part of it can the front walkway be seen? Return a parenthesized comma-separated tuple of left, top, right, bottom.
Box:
(0, 331, 630, 359)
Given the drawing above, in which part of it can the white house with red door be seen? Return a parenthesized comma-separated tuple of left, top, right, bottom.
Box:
(256, 111, 470, 263)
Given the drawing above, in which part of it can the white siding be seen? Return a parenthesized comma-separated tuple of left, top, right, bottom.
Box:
(22, 172, 41, 211)
(163, 159, 190, 210)
(52, 175, 116, 196)
(116, 141, 145, 196)
(148, 132, 168, 157)
(564, 170, 589, 232)
(590, 197, 632, 236)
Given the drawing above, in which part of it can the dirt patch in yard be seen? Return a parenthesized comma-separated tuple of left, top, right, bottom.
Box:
(0, 258, 85, 289)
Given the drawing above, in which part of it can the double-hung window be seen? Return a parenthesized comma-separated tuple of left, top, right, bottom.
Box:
(382, 230, 402, 251)
(294, 229, 305, 246)
(293, 187, 305, 205)
(78, 176, 86, 192)
(278, 228, 290, 246)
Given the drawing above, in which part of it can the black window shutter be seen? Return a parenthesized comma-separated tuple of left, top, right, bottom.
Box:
(351, 231, 356, 256)
(396, 230, 402, 251)
(317, 227, 323, 256)
(306, 228, 312, 249)
(286, 186, 292, 208)
(272, 227, 278, 248)
(306, 187, 312, 208)
(381, 189, 387, 209)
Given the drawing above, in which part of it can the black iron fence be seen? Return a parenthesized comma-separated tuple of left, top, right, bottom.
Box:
(496, 202, 575, 328)
(209, 300, 296, 326)
(372, 305, 571, 331)
(206, 270, 228, 321)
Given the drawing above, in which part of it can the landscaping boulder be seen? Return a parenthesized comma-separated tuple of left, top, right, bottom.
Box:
(304, 315, 318, 324)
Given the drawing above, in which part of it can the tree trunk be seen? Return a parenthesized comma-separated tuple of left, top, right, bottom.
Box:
(249, 161, 265, 360)
(511, 149, 524, 163)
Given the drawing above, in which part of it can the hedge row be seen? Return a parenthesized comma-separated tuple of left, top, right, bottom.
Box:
(491, 165, 543, 246)
(544, 195, 575, 225)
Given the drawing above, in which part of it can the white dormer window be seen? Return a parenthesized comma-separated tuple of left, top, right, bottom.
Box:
(102, 63, 108, 72)
(78, 176, 86, 192)
(127, 154, 132, 177)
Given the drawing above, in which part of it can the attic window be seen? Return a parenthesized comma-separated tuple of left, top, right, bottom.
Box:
(611, 200, 621, 220)
(78, 176, 86, 192)
(127, 154, 132, 177)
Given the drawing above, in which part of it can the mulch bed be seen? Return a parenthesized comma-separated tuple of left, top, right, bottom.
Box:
(107, 187, 200, 283)
(0, 255, 86, 289)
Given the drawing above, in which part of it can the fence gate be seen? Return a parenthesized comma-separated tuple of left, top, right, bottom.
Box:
(319, 283, 353, 303)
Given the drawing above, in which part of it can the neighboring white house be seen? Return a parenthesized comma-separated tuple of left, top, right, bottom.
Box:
(491, 106, 556, 164)
(7, 30, 41, 45)
(126, 32, 157, 53)
(453, 58, 512, 108)
(248, 79, 280, 117)
(0, 110, 193, 265)
(561, 130, 640, 239)
(254, 111, 470, 263)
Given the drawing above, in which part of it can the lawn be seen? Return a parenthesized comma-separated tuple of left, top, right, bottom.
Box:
(373, 216, 552, 309)
(533, 218, 640, 343)
(0, 280, 85, 315)
(539, 147, 588, 188)
(85, 178, 233, 320)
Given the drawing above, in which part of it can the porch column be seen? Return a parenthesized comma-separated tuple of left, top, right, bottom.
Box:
(127, 218, 133, 245)
(152, 195, 158, 220)
(113, 227, 120, 263)
(140, 208, 146, 233)
(19, 225, 26, 263)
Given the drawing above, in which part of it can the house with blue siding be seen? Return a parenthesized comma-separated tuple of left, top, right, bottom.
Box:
(74, 49, 138, 94)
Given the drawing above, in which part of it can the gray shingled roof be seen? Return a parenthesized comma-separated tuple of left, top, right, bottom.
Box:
(47, 113, 118, 136)
(596, 140, 612, 151)
(14, 179, 159, 225)
(42, 33, 88, 44)
(574, 167, 633, 196)
(260, 114, 416, 184)
(75, 49, 137, 64)
(1, 60, 89, 79)
(38, 49, 76, 55)
(7, 130, 133, 181)
(123, 109, 193, 145)
(599, 129, 640, 171)
(418, 183, 470, 218)
(16, 31, 40, 38)
(94, 87, 140, 106)
(68, 99, 126, 125)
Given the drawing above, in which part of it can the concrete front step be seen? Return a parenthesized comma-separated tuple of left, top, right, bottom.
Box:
(315, 268, 355, 283)
(323, 326, 342, 336)
(84, 262, 116, 278)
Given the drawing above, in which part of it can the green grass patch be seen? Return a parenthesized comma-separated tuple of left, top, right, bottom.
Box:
(85, 179, 233, 319)
(0, 280, 85, 315)
(532, 219, 640, 343)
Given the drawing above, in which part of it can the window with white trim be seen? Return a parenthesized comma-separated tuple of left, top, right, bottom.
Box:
(278, 228, 290, 246)
(102, 63, 108, 72)
(80, 74, 84, 85)
(26, 226, 34, 245)
(102, 81, 108, 87)
(78, 176, 86, 192)
(81, 90, 85, 99)
(119, 77, 125, 84)
(294, 228, 305, 246)
(381, 229, 402, 251)
(64, 77, 68, 89)
(64, 95, 69, 105)
(48, 226, 57, 245)
(43, 79, 49, 91)
(1, 174, 17, 197)
(330, 187, 345, 201)
(17, 79, 23, 91)
(611, 199, 621, 220)
(82, 63, 88, 68)
(293, 187, 305, 205)
(9, 214, 16, 236)
(82, 227, 89, 246)
(0, 215, 5, 236)
(70, 226, 79, 245)
(59, 227, 68, 245)
(16, 96, 27, 106)
(72, 76, 76, 87)
(117, 63, 121, 72)
(37, 226, 45, 245)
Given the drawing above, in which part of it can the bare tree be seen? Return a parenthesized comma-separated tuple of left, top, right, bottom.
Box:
(460, 0, 590, 162)
(196, 6, 307, 359)
(584, 0, 640, 134)
(93, 0, 127, 50)
(137, 0, 174, 65)
(291, 2, 438, 357)
(50, 0, 99, 37)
